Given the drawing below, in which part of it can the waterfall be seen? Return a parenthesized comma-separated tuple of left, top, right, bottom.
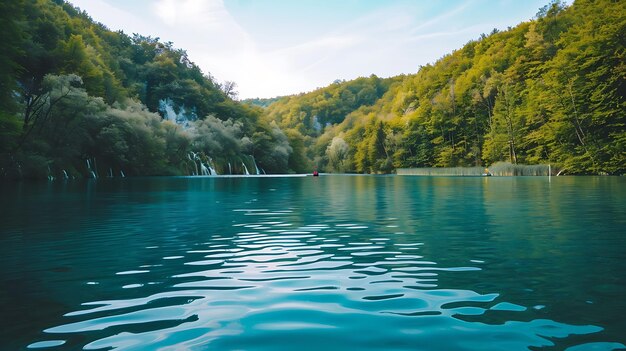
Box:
(188, 152, 199, 175)
(188, 152, 219, 176)
(208, 157, 218, 175)
(108, 168, 114, 178)
(242, 162, 250, 175)
(47, 166, 54, 181)
(158, 98, 196, 127)
(251, 155, 260, 175)
(200, 163, 210, 176)
(120, 170, 125, 178)
(62, 170, 69, 179)
(159, 98, 178, 123)
(93, 158, 99, 178)
(228, 162, 232, 175)
(86, 159, 97, 178)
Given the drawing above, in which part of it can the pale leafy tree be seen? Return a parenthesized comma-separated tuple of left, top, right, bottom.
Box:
(326, 136, 349, 172)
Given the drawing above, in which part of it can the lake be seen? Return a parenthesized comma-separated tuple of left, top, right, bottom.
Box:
(1, 175, 625, 351)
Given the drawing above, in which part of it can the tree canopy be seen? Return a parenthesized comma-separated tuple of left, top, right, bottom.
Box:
(260, 0, 625, 175)
(0, 0, 295, 179)
(1, 0, 623, 179)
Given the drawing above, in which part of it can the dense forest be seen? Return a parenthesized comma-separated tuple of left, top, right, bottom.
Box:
(1, 0, 624, 179)
(255, 75, 403, 173)
(261, 0, 625, 175)
(0, 0, 297, 179)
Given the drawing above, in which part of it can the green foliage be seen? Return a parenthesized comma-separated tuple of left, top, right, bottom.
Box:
(263, 0, 625, 175)
(1, 0, 623, 178)
(0, 0, 297, 179)
(243, 97, 283, 108)
(0, 112, 22, 172)
(285, 129, 311, 173)
(265, 75, 400, 137)
(0, 0, 26, 112)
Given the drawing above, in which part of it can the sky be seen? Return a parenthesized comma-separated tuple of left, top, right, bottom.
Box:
(67, 0, 553, 99)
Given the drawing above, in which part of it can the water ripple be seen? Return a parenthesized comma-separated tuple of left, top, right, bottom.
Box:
(30, 199, 618, 350)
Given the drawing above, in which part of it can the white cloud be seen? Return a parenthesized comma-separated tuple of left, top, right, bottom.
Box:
(68, 0, 548, 99)
(153, 0, 229, 29)
(69, 0, 154, 35)
(152, 0, 250, 53)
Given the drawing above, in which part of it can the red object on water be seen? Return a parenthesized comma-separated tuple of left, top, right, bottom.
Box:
(313, 171, 319, 176)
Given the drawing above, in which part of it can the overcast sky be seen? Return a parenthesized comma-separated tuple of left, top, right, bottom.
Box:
(68, 0, 552, 99)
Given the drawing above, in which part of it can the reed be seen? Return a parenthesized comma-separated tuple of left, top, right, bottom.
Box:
(396, 167, 484, 176)
(487, 162, 552, 176)
(397, 162, 555, 176)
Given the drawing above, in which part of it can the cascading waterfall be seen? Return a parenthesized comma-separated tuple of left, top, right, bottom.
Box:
(158, 98, 197, 128)
(208, 157, 218, 175)
(120, 170, 125, 178)
(93, 158, 99, 177)
(188, 153, 198, 175)
(188, 151, 218, 176)
(251, 155, 261, 175)
(108, 168, 114, 178)
(62, 170, 68, 179)
(86, 159, 97, 178)
(200, 163, 210, 175)
(242, 162, 250, 175)
(228, 162, 232, 175)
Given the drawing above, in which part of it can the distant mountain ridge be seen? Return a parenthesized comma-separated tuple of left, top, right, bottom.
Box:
(243, 97, 283, 108)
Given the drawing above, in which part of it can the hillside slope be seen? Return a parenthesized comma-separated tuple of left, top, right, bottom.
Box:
(264, 0, 625, 174)
(0, 0, 294, 179)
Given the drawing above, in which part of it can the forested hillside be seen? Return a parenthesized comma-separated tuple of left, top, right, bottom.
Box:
(1, 0, 623, 179)
(0, 0, 296, 179)
(263, 0, 625, 175)
(256, 75, 402, 172)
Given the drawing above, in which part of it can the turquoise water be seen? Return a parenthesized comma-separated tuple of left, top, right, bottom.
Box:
(1, 175, 625, 351)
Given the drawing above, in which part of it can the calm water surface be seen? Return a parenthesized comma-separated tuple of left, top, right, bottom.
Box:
(1, 175, 625, 351)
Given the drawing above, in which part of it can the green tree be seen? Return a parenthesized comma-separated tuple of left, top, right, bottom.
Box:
(326, 136, 349, 172)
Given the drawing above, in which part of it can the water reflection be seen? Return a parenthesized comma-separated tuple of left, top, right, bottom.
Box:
(0, 176, 624, 350)
(38, 216, 602, 350)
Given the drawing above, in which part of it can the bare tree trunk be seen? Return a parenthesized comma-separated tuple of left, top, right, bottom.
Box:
(15, 85, 71, 152)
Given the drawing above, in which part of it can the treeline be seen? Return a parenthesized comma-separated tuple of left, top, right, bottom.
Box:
(262, 0, 625, 175)
(0, 0, 296, 179)
(2, 0, 623, 179)
(257, 75, 402, 171)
